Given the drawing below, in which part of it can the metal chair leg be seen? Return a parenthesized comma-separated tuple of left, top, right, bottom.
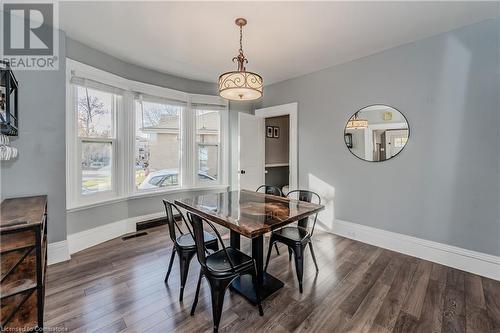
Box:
(178, 252, 194, 302)
(274, 243, 280, 255)
(288, 247, 293, 262)
(164, 248, 176, 283)
(191, 270, 203, 316)
(308, 242, 319, 272)
(264, 239, 274, 272)
(207, 278, 231, 333)
(293, 245, 304, 293)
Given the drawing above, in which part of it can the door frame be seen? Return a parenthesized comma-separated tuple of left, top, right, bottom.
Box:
(364, 122, 408, 160)
(254, 102, 298, 191)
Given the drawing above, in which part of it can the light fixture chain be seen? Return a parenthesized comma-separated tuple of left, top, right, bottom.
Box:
(239, 25, 243, 53)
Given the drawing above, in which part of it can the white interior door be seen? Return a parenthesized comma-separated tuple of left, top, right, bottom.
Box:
(385, 129, 409, 158)
(238, 113, 265, 191)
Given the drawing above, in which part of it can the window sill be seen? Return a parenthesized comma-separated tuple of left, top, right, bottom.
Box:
(128, 184, 229, 200)
(67, 184, 230, 213)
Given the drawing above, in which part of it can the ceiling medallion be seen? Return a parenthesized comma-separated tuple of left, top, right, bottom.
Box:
(218, 18, 263, 101)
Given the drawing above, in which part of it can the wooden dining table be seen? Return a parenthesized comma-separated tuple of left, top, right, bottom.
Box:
(175, 189, 324, 303)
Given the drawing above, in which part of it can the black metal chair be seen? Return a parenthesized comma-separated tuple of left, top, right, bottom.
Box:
(256, 185, 283, 255)
(256, 184, 283, 197)
(162, 200, 219, 302)
(188, 212, 263, 333)
(264, 190, 321, 293)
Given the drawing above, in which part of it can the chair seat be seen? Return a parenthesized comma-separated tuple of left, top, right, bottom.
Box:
(176, 231, 217, 248)
(273, 226, 311, 243)
(206, 248, 254, 275)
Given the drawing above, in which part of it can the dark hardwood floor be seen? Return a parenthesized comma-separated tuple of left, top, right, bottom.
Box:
(45, 225, 500, 332)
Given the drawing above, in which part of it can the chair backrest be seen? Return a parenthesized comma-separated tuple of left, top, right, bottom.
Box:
(162, 200, 193, 244)
(187, 212, 236, 273)
(286, 190, 321, 234)
(256, 185, 283, 197)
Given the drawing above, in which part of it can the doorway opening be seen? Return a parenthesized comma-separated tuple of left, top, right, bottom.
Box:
(264, 115, 290, 194)
(236, 102, 298, 192)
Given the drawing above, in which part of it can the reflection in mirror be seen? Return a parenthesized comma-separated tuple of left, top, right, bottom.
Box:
(344, 105, 409, 162)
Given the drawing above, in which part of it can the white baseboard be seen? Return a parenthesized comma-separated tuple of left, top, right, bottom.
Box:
(67, 211, 164, 255)
(328, 219, 500, 281)
(47, 240, 71, 265)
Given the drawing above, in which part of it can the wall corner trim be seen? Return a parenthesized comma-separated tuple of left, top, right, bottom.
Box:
(329, 219, 500, 281)
(48, 240, 71, 265)
(67, 212, 164, 255)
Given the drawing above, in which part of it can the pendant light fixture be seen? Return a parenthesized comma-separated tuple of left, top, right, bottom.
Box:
(218, 18, 263, 101)
(346, 111, 368, 129)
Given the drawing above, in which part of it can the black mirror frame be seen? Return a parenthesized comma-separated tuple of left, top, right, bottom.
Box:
(343, 104, 410, 163)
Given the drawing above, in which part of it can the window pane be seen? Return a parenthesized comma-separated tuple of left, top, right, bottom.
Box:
(135, 100, 182, 190)
(81, 141, 112, 194)
(198, 144, 218, 182)
(77, 86, 114, 138)
(196, 109, 220, 143)
(196, 108, 220, 183)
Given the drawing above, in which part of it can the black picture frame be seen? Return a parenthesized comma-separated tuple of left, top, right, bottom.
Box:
(266, 126, 273, 138)
(273, 126, 280, 138)
(344, 133, 353, 148)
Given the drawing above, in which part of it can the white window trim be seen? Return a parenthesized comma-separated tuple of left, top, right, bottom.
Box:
(66, 59, 229, 210)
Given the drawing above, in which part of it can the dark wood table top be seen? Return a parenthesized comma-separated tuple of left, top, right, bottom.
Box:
(175, 190, 324, 238)
(0, 195, 47, 232)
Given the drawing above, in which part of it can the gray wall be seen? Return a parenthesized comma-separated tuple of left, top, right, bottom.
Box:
(1, 31, 67, 243)
(265, 166, 289, 189)
(260, 19, 500, 256)
(68, 188, 226, 234)
(265, 116, 289, 165)
(264, 116, 290, 188)
(66, 38, 216, 95)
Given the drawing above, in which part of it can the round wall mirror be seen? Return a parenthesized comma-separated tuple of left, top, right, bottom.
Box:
(344, 105, 409, 162)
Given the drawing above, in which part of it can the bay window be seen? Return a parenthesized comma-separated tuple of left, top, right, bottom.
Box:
(66, 60, 228, 209)
(135, 96, 185, 191)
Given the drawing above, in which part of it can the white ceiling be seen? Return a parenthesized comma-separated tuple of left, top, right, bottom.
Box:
(60, 1, 499, 85)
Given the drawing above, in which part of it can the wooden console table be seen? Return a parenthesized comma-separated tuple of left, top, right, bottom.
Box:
(1, 195, 47, 331)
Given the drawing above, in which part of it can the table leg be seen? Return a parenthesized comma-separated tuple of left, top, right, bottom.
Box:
(230, 230, 240, 249)
(230, 234, 284, 304)
(252, 236, 264, 285)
